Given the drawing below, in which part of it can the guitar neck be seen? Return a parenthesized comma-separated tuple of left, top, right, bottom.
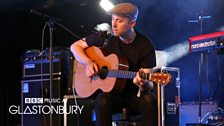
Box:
(108, 70, 150, 80)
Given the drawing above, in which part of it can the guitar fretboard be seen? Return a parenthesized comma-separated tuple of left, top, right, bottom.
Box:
(108, 70, 150, 79)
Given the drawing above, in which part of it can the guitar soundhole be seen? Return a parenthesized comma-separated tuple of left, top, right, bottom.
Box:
(99, 66, 108, 79)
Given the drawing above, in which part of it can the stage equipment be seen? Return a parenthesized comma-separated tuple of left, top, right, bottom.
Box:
(22, 48, 73, 78)
(201, 107, 224, 125)
(188, 31, 224, 126)
(180, 101, 218, 126)
(22, 47, 74, 93)
(160, 66, 181, 126)
(21, 78, 62, 126)
(21, 47, 74, 126)
(28, 10, 83, 126)
(189, 31, 224, 53)
(30, 10, 78, 126)
(188, 12, 220, 125)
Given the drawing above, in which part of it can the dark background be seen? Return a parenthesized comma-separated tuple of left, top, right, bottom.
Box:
(1, 0, 224, 125)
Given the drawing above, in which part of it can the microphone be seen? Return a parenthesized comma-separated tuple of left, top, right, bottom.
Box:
(103, 32, 112, 47)
(91, 30, 112, 47)
(93, 23, 112, 47)
(30, 10, 48, 18)
(92, 30, 112, 38)
(30, 10, 61, 21)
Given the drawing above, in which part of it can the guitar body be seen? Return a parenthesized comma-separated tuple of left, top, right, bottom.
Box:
(73, 46, 128, 98)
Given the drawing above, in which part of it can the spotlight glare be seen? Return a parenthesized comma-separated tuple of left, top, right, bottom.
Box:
(95, 23, 112, 33)
(155, 50, 167, 67)
(164, 40, 189, 65)
(100, 0, 114, 12)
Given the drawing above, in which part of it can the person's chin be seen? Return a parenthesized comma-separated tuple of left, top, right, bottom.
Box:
(113, 33, 120, 37)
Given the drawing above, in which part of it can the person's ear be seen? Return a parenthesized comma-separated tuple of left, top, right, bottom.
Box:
(129, 20, 136, 28)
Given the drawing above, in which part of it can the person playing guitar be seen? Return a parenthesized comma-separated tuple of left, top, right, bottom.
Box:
(70, 3, 161, 126)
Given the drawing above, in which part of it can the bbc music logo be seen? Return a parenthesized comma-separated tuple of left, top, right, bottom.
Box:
(24, 98, 61, 104)
(25, 98, 43, 104)
(9, 97, 84, 115)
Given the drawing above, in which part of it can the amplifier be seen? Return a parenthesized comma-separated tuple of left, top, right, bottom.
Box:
(21, 78, 64, 126)
(22, 47, 74, 78)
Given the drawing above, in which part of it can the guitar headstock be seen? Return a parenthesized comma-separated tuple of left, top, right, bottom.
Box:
(150, 72, 171, 85)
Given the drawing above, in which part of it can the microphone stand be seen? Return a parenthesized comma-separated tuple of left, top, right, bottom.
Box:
(188, 11, 211, 125)
(198, 15, 203, 125)
(30, 10, 84, 126)
(46, 19, 54, 126)
(198, 14, 211, 125)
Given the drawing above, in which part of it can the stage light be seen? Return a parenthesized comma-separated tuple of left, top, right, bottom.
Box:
(100, 0, 114, 12)
(94, 23, 111, 33)
(164, 40, 189, 65)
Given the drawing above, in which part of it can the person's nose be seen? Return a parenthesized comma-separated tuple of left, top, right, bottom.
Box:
(112, 20, 117, 28)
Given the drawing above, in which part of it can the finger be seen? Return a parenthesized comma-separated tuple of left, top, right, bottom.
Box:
(87, 71, 92, 78)
(86, 67, 94, 77)
(93, 64, 98, 72)
(139, 68, 143, 73)
(137, 78, 144, 86)
(90, 68, 96, 77)
(136, 71, 141, 77)
(133, 77, 138, 85)
(133, 77, 141, 86)
(139, 80, 144, 86)
(136, 72, 143, 81)
(85, 68, 89, 77)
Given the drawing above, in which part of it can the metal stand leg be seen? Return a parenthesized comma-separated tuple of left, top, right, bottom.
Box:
(157, 83, 165, 126)
(157, 83, 161, 126)
(161, 85, 165, 126)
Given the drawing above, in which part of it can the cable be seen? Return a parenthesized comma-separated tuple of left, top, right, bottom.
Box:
(55, 21, 86, 42)
(205, 52, 211, 99)
(72, 86, 80, 126)
(212, 54, 222, 99)
(41, 23, 48, 126)
(216, 55, 222, 88)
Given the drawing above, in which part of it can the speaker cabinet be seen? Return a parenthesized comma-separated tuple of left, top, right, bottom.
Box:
(21, 48, 74, 95)
(21, 78, 63, 126)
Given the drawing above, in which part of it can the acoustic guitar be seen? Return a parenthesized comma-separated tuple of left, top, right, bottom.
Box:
(73, 46, 171, 98)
